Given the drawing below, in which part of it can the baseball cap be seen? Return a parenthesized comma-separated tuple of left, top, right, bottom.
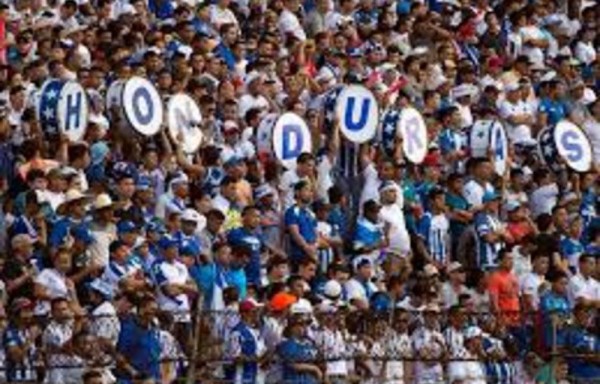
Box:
(180, 240, 201, 257)
(117, 220, 137, 235)
(88, 278, 114, 299)
(505, 200, 521, 212)
(464, 326, 483, 339)
(379, 180, 397, 193)
(482, 190, 500, 203)
(269, 292, 297, 312)
(290, 299, 313, 315)
(158, 235, 179, 250)
(72, 225, 95, 245)
(239, 297, 264, 312)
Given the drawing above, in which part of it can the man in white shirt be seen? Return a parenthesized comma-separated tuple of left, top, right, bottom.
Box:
(279, 153, 317, 208)
(210, 0, 239, 28)
(583, 99, 600, 169)
(463, 158, 495, 210)
(278, 0, 307, 42)
(529, 169, 559, 218)
(448, 326, 486, 384)
(520, 251, 550, 312)
(568, 254, 600, 308)
(378, 181, 411, 257)
(344, 257, 378, 310)
(238, 72, 270, 119)
(499, 82, 536, 144)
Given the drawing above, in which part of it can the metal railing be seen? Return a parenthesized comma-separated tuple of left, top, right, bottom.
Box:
(0, 307, 596, 383)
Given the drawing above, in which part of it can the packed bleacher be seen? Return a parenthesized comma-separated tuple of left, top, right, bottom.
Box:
(0, 0, 599, 383)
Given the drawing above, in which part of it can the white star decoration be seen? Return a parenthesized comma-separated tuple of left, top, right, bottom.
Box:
(43, 107, 54, 121)
(46, 88, 58, 101)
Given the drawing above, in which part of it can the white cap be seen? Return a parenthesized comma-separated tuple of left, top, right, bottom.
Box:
(290, 299, 313, 315)
(323, 280, 342, 299)
(465, 326, 483, 339)
(93, 193, 114, 210)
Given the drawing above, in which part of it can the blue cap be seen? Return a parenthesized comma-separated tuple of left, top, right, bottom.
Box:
(90, 141, 110, 166)
(482, 190, 500, 203)
(158, 235, 179, 250)
(224, 155, 243, 168)
(112, 161, 137, 181)
(72, 225, 94, 245)
(117, 220, 137, 235)
(136, 176, 153, 191)
(180, 240, 201, 256)
(378, 180, 397, 193)
(347, 47, 362, 58)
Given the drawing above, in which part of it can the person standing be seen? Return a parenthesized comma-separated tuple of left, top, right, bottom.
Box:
(284, 180, 318, 267)
(488, 249, 521, 328)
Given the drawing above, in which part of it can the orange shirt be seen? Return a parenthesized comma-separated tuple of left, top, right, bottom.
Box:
(488, 269, 521, 326)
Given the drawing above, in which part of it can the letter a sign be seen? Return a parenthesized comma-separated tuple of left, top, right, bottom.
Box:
(399, 107, 428, 164)
(553, 120, 592, 172)
(335, 85, 378, 143)
(272, 113, 312, 168)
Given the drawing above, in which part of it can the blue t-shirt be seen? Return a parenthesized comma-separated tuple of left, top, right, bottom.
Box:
(117, 317, 162, 381)
(352, 217, 382, 254)
(227, 227, 264, 286)
(539, 98, 567, 127)
(565, 326, 600, 379)
(277, 338, 319, 384)
(284, 204, 317, 261)
(446, 192, 470, 240)
(539, 291, 570, 349)
(559, 237, 584, 269)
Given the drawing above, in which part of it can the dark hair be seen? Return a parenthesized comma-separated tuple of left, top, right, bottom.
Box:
(296, 152, 315, 165)
(50, 296, 69, 308)
(267, 255, 288, 273)
(82, 370, 103, 383)
(242, 205, 259, 216)
(26, 169, 46, 183)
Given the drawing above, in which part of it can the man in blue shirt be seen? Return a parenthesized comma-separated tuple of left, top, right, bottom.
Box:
(352, 199, 385, 263)
(116, 296, 162, 383)
(228, 206, 285, 287)
(538, 79, 567, 127)
(539, 271, 571, 352)
(284, 180, 318, 267)
(565, 303, 600, 381)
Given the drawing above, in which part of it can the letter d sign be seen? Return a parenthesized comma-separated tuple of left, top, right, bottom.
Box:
(273, 113, 312, 168)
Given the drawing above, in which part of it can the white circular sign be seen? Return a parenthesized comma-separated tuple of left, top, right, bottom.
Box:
(490, 121, 508, 176)
(122, 77, 164, 136)
(167, 93, 203, 154)
(553, 120, 592, 172)
(398, 107, 428, 164)
(272, 112, 312, 168)
(56, 81, 89, 142)
(335, 85, 378, 143)
(257, 113, 278, 157)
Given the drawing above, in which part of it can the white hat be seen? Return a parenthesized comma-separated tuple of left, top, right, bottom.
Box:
(64, 189, 87, 204)
(93, 193, 114, 210)
(540, 70, 557, 83)
(323, 280, 342, 299)
(505, 82, 521, 92)
(424, 263, 439, 277)
(316, 301, 338, 314)
(447, 261, 463, 273)
(89, 278, 114, 299)
(245, 71, 264, 86)
(181, 209, 207, 232)
(452, 84, 476, 99)
(464, 326, 483, 339)
(118, 3, 138, 16)
(88, 113, 109, 129)
(290, 299, 313, 315)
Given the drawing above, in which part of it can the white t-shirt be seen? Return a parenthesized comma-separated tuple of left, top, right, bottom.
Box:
(520, 272, 545, 310)
(575, 41, 596, 66)
(156, 260, 192, 322)
(583, 119, 600, 166)
(34, 269, 69, 316)
(447, 350, 486, 384)
(379, 202, 411, 256)
(344, 278, 378, 305)
(463, 180, 494, 208)
(529, 183, 559, 218)
(210, 5, 239, 28)
(279, 169, 301, 208)
(568, 274, 600, 307)
(238, 94, 270, 119)
(499, 99, 534, 144)
(278, 9, 306, 42)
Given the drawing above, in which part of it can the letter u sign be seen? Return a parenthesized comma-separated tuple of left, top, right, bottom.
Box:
(336, 85, 378, 143)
